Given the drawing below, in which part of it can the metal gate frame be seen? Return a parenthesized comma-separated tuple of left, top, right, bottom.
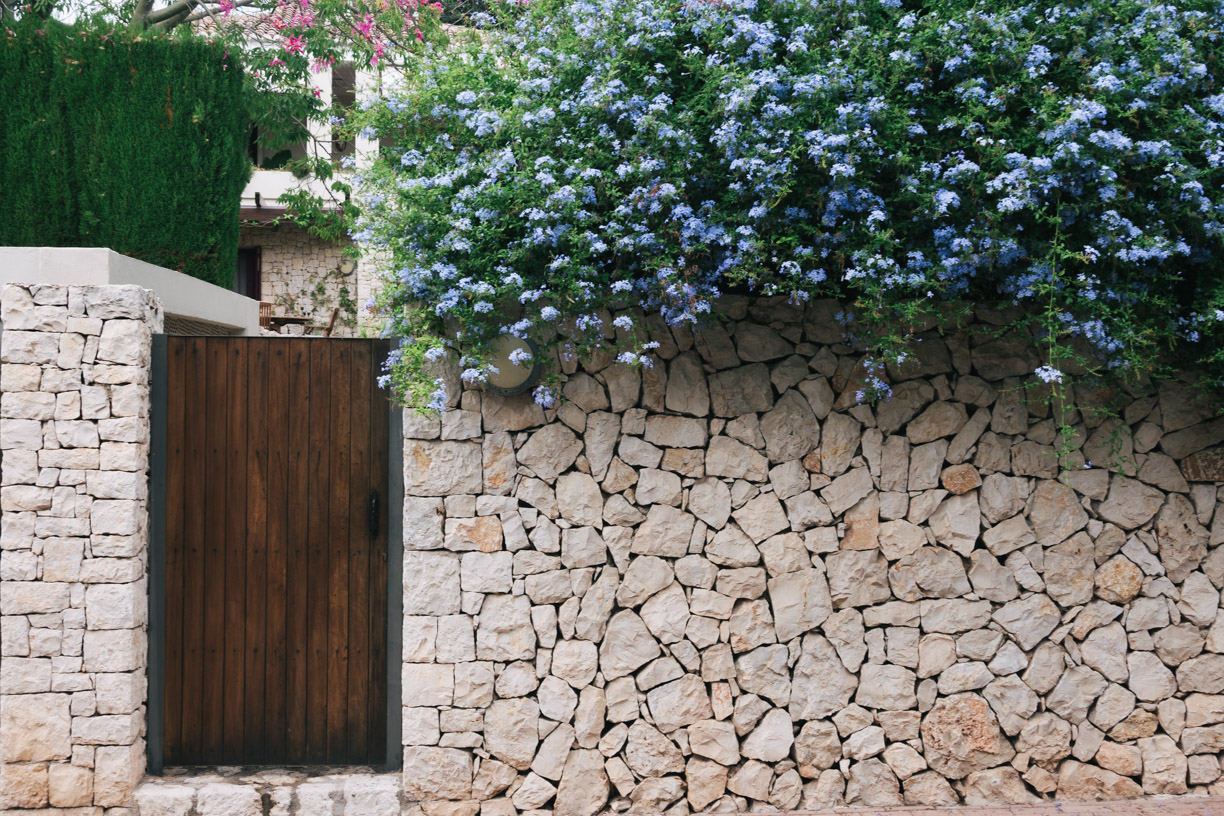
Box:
(145, 334, 404, 772)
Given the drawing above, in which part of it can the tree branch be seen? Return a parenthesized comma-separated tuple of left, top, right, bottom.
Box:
(178, 0, 259, 24)
(145, 0, 203, 27)
(132, 0, 156, 26)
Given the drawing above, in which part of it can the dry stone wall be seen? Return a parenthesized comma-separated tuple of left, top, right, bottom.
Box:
(401, 296, 1224, 815)
(239, 223, 361, 336)
(1, 283, 161, 813)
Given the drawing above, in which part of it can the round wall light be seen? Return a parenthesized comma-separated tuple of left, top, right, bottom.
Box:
(338, 258, 357, 276)
(485, 335, 542, 395)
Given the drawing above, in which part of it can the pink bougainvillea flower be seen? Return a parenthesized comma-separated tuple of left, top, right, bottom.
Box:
(351, 13, 375, 38)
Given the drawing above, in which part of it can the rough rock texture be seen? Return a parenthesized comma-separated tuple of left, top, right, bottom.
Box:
(1, 283, 161, 811)
(313, 296, 1224, 812)
(413, 304, 1224, 812)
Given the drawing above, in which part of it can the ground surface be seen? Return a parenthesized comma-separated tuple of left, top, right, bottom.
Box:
(807, 800, 1224, 815)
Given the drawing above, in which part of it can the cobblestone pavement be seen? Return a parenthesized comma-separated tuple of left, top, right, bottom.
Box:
(808, 798, 1224, 815)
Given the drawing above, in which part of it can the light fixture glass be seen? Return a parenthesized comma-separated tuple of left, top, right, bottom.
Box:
(338, 258, 356, 276)
(485, 335, 541, 395)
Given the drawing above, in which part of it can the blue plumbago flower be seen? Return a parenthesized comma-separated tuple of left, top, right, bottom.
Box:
(353, 0, 1224, 409)
(1035, 365, 1064, 384)
(426, 379, 449, 412)
(533, 384, 558, 408)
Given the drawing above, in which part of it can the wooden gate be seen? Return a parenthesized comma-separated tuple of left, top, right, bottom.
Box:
(152, 337, 394, 767)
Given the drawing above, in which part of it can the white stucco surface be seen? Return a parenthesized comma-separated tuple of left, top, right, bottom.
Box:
(0, 248, 260, 335)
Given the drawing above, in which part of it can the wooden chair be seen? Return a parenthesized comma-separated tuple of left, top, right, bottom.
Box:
(304, 307, 340, 338)
(259, 301, 273, 331)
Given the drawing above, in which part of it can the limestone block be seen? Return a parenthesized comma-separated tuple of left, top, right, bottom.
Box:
(91, 500, 145, 536)
(48, 762, 93, 807)
(1, 692, 71, 760)
(0, 485, 53, 512)
(1, 581, 71, 614)
(0, 761, 48, 808)
(82, 628, 143, 673)
(85, 470, 146, 500)
(71, 711, 142, 745)
(1, 656, 51, 694)
(1056, 760, 1143, 801)
(768, 567, 833, 641)
(460, 552, 512, 593)
(343, 775, 401, 815)
(475, 594, 535, 661)
(2, 330, 59, 365)
(1, 418, 43, 451)
(85, 580, 147, 630)
(405, 441, 483, 496)
(920, 693, 1014, 779)
(404, 552, 461, 615)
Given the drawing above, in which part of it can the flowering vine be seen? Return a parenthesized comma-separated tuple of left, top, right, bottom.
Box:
(352, 0, 1224, 417)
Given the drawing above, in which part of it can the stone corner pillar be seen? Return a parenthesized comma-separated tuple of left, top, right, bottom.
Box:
(1, 281, 162, 811)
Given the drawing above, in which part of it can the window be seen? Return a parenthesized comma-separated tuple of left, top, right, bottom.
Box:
(234, 247, 262, 300)
(331, 62, 357, 162)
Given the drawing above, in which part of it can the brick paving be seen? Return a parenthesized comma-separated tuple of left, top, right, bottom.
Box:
(801, 799, 1224, 816)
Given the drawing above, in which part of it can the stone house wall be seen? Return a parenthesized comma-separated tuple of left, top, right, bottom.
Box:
(398, 296, 1224, 814)
(1, 283, 161, 813)
(239, 222, 362, 337)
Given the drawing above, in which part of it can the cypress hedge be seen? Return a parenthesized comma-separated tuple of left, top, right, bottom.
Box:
(1, 21, 250, 288)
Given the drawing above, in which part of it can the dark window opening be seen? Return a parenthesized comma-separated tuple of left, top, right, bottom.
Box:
(235, 247, 262, 301)
(332, 63, 357, 161)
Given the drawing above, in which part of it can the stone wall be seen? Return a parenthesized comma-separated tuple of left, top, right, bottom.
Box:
(239, 222, 360, 336)
(1, 283, 160, 813)
(400, 297, 1224, 814)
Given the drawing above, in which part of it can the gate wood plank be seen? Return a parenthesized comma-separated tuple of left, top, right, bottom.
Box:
(306, 341, 332, 764)
(264, 339, 290, 762)
(346, 341, 372, 760)
(202, 338, 228, 763)
(163, 338, 187, 765)
(223, 339, 248, 759)
(286, 339, 312, 763)
(368, 339, 390, 762)
(161, 337, 389, 768)
(327, 343, 353, 762)
(244, 340, 269, 763)
(179, 338, 207, 765)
